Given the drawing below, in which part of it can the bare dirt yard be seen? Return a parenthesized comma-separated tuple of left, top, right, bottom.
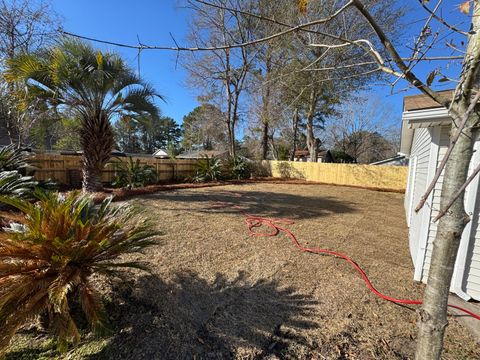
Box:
(6, 183, 480, 359)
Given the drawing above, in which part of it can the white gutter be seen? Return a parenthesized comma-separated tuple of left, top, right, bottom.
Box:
(400, 107, 451, 156)
(402, 107, 450, 122)
(399, 117, 415, 156)
(413, 127, 440, 281)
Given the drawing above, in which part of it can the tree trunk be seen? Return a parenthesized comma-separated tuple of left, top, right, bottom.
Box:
(415, 106, 476, 359)
(269, 135, 278, 160)
(415, 4, 480, 357)
(290, 107, 299, 161)
(306, 90, 318, 162)
(230, 92, 240, 158)
(80, 112, 115, 192)
(82, 166, 104, 192)
(230, 122, 236, 158)
(226, 120, 236, 158)
(262, 121, 269, 160)
(261, 53, 272, 160)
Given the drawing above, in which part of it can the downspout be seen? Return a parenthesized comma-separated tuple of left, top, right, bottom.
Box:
(413, 126, 440, 282)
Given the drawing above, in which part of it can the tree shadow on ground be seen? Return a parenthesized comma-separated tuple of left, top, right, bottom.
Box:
(87, 270, 319, 359)
(142, 189, 357, 220)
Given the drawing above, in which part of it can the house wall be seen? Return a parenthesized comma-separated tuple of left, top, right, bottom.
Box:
(421, 127, 449, 281)
(406, 127, 434, 265)
(415, 125, 480, 301)
(464, 184, 480, 300)
(459, 132, 480, 300)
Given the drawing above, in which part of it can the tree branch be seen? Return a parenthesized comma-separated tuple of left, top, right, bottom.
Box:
(417, 0, 470, 36)
(433, 162, 480, 222)
(61, 0, 354, 52)
(305, 56, 464, 72)
(351, 0, 451, 108)
(415, 90, 480, 212)
(407, 0, 442, 67)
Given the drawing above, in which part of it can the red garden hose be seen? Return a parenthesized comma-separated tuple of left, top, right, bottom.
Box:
(210, 199, 480, 321)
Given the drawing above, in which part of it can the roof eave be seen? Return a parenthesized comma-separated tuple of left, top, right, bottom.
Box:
(400, 107, 451, 156)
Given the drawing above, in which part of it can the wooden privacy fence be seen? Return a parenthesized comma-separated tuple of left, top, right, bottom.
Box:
(260, 160, 408, 192)
(30, 153, 198, 187)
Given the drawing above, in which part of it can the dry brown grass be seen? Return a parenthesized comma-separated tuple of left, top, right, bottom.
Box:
(5, 183, 480, 359)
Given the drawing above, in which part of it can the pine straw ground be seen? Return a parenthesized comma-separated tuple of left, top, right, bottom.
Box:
(5, 183, 480, 359)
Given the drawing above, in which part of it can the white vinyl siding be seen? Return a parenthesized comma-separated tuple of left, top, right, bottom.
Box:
(462, 134, 480, 300)
(422, 126, 449, 281)
(418, 126, 480, 301)
(464, 192, 480, 300)
(403, 107, 480, 300)
(408, 128, 433, 265)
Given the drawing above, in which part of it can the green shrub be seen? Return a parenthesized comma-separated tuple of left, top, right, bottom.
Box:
(0, 191, 158, 354)
(276, 145, 290, 161)
(249, 161, 271, 178)
(112, 157, 158, 189)
(222, 156, 251, 180)
(193, 155, 222, 182)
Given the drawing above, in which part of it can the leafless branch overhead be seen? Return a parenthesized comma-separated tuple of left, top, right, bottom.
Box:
(415, 90, 480, 213)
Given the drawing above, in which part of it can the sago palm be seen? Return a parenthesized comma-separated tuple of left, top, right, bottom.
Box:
(0, 145, 36, 198)
(5, 39, 161, 192)
(0, 144, 29, 171)
(0, 171, 36, 197)
(0, 190, 158, 353)
(193, 155, 222, 182)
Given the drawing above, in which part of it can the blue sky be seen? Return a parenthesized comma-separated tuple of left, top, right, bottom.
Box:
(52, 0, 198, 123)
(51, 1, 468, 132)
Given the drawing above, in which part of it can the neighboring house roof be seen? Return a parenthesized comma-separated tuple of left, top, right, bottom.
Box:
(177, 150, 228, 159)
(153, 149, 169, 157)
(294, 150, 310, 157)
(369, 154, 407, 166)
(292, 149, 334, 163)
(293, 149, 331, 157)
(57, 149, 127, 157)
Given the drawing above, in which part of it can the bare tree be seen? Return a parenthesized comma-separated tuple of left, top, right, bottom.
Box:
(0, 0, 59, 60)
(270, 0, 398, 162)
(325, 95, 399, 163)
(243, 0, 294, 160)
(182, 0, 259, 157)
(0, 0, 60, 146)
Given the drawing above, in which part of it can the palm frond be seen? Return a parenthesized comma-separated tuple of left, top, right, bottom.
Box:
(0, 172, 37, 198)
(0, 145, 29, 171)
(113, 86, 161, 119)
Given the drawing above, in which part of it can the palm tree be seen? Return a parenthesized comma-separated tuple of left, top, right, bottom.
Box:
(5, 39, 161, 192)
